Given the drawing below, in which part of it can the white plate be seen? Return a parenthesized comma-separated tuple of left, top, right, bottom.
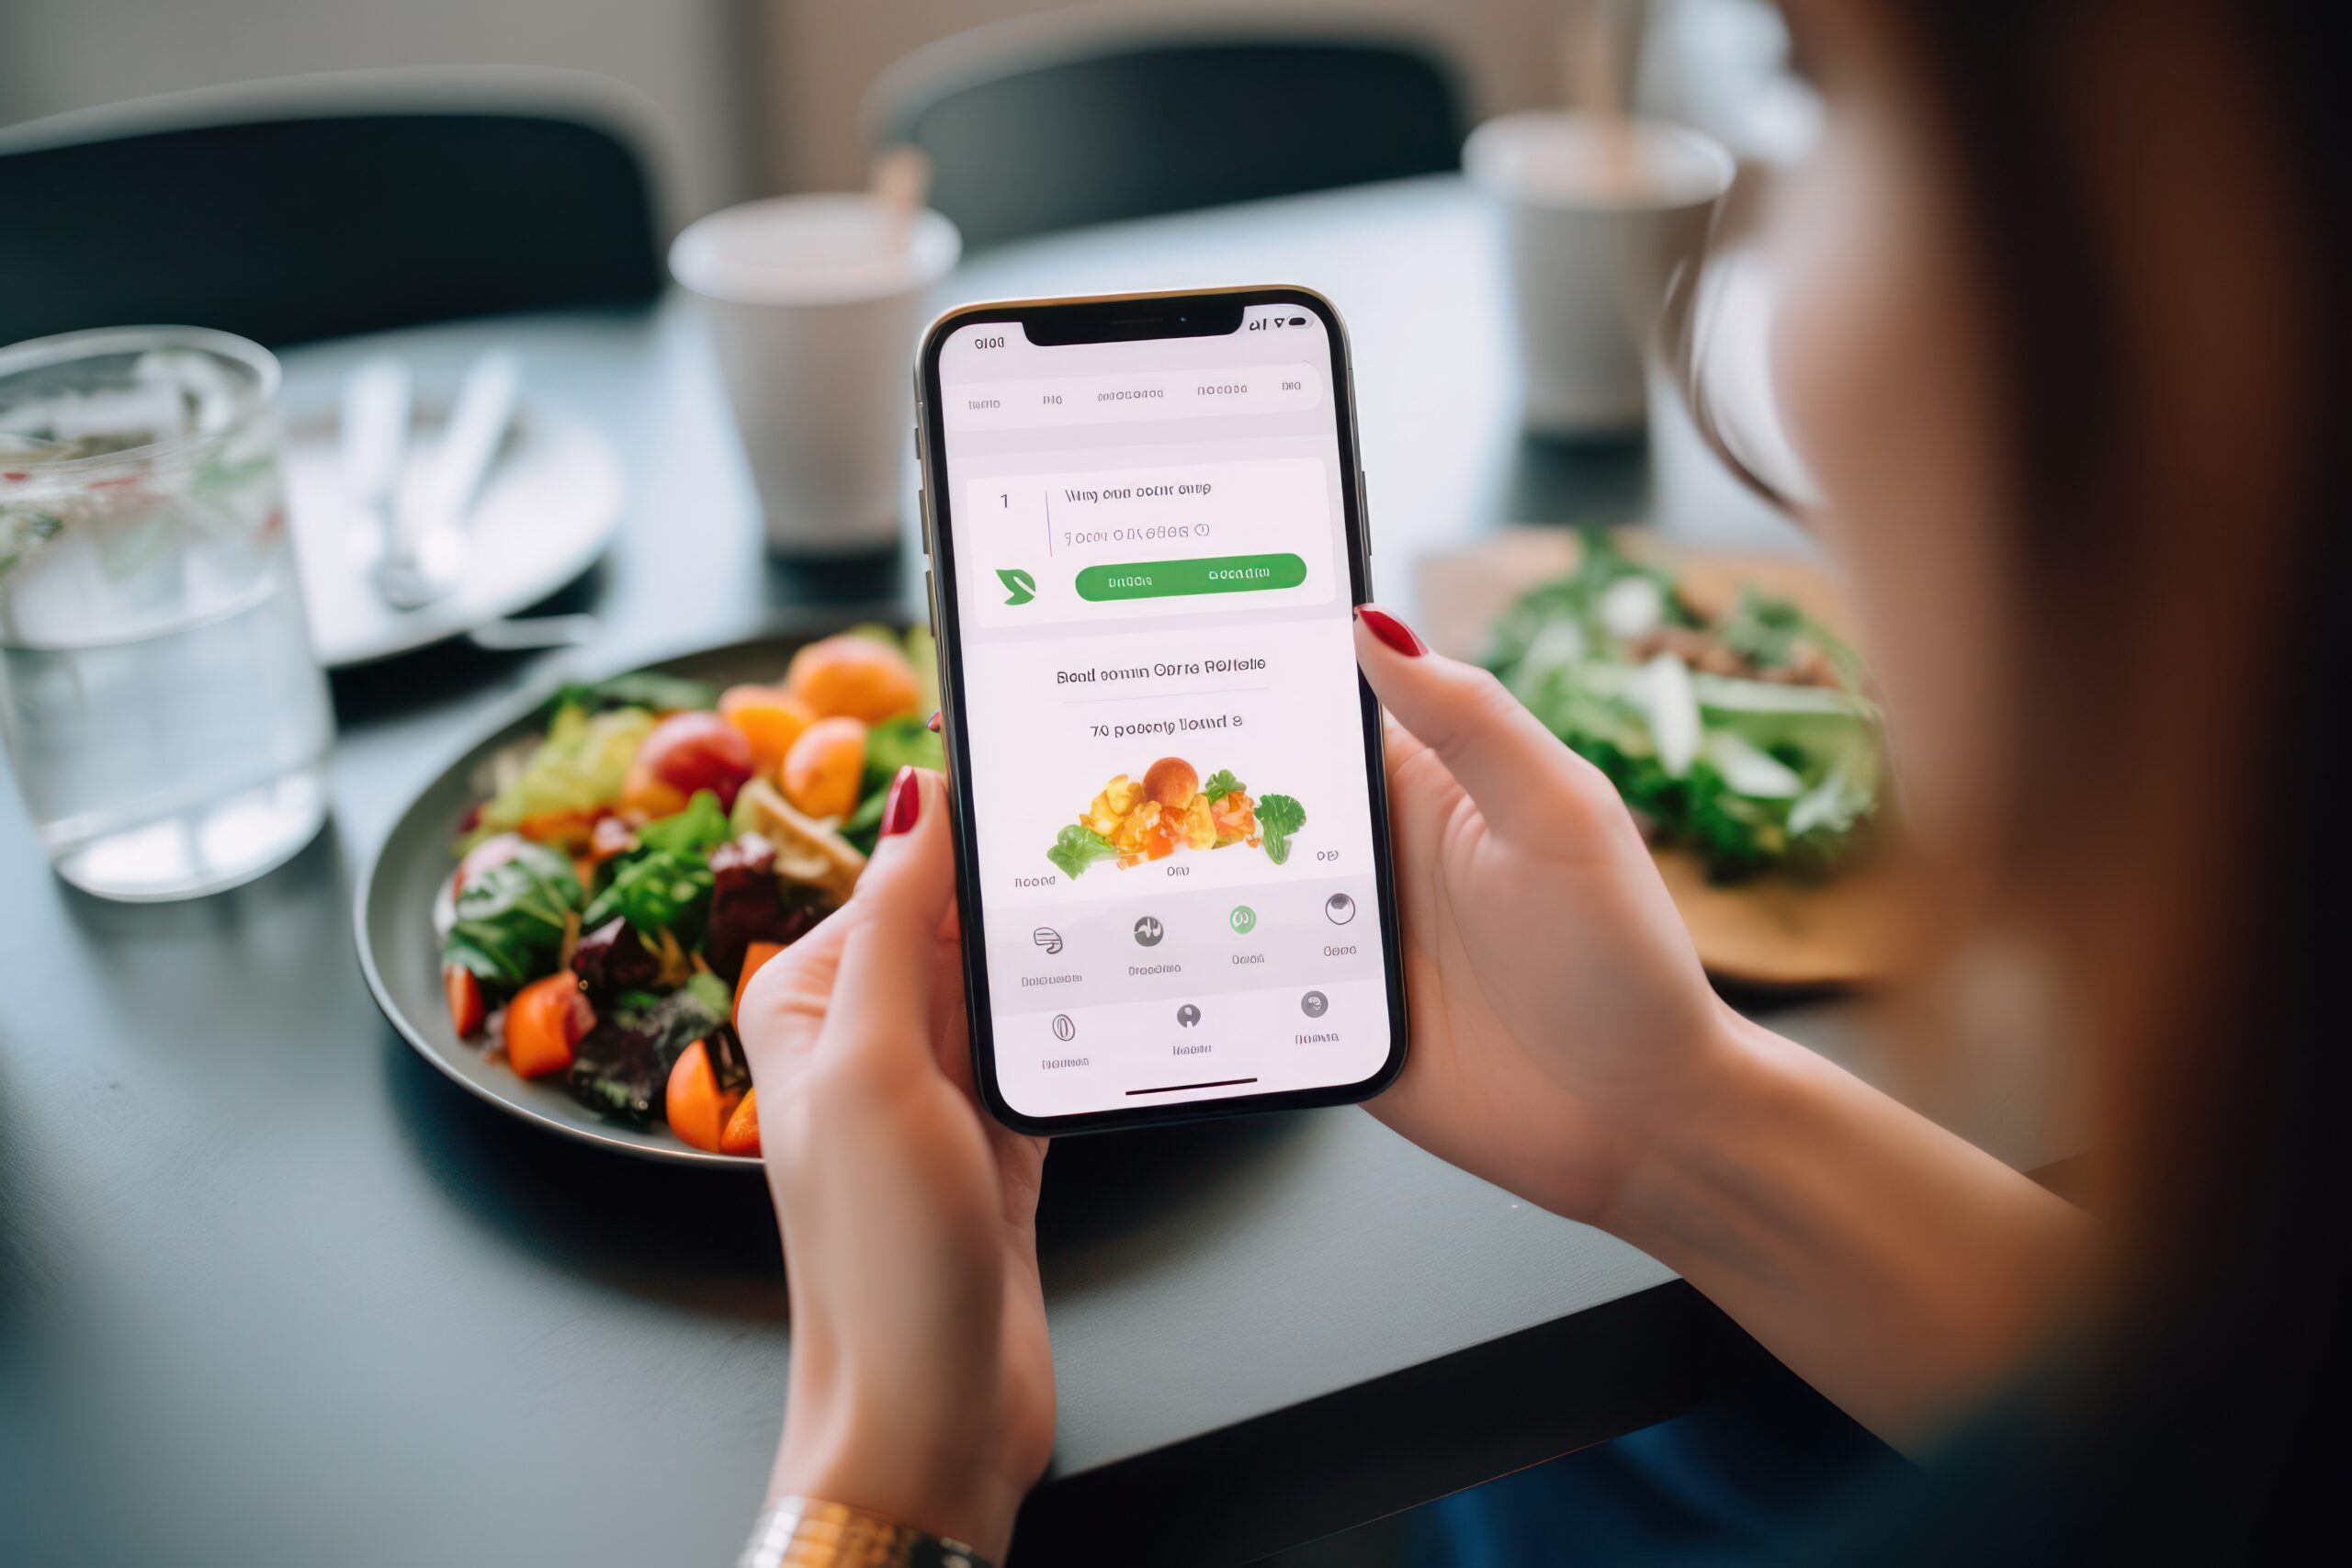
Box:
(284, 399, 623, 667)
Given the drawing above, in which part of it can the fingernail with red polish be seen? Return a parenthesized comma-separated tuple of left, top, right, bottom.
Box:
(882, 766, 921, 837)
(1354, 604, 1426, 657)
(925, 709, 941, 734)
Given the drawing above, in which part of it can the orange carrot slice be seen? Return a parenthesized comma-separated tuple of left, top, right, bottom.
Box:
(666, 1040, 726, 1151)
(719, 1088, 762, 1156)
(506, 972, 592, 1079)
(734, 940, 789, 1026)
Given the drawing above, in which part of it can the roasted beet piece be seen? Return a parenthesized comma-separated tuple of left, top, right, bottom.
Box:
(704, 834, 787, 979)
(772, 899, 828, 948)
(571, 916, 660, 1004)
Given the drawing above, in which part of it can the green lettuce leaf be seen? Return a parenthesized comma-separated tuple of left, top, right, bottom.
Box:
(471, 704, 656, 843)
(442, 841, 583, 996)
(841, 786, 891, 853)
(839, 716, 945, 852)
(862, 715, 944, 790)
(637, 790, 729, 859)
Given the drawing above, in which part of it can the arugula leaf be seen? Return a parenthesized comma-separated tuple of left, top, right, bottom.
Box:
(577, 792, 734, 938)
(637, 790, 729, 859)
(1256, 794, 1306, 864)
(1202, 769, 1244, 804)
(582, 850, 714, 942)
(1046, 824, 1118, 879)
(442, 841, 583, 996)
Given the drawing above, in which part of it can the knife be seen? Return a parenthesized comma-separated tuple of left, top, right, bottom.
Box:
(373, 351, 521, 612)
(341, 356, 410, 573)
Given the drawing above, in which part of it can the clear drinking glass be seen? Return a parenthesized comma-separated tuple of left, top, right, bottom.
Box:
(0, 327, 333, 900)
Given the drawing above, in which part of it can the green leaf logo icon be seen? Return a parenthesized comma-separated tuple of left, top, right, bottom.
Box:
(997, 568, 1037, 606)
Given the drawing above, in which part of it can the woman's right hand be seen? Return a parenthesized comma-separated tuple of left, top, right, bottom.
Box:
(1351, 605, 1747, 1226)
(1353, 608, 2086, 1444)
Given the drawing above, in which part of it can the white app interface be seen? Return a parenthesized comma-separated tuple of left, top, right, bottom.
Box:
(935, 304, 1393, 1118)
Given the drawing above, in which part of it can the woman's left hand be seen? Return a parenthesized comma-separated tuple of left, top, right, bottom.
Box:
(738, 766, 1052, 1562)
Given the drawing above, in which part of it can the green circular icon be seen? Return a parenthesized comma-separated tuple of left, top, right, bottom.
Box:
(1228, 905, 1257, 934)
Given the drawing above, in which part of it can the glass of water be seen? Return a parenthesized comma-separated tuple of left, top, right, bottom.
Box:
(0, 327, 334, 900)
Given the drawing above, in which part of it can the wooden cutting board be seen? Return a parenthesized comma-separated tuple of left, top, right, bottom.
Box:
(1416, 527, 1905, 989)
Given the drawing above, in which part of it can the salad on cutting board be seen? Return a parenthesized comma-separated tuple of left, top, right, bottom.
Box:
(1486, 529, 1883, 881)
(1420, 527, 1901, 987)
(432, 626, 939, 1155)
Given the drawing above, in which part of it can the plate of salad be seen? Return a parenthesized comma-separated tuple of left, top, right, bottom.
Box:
(1420, 528, 1905, 987)
(355, 616, 942, 1166)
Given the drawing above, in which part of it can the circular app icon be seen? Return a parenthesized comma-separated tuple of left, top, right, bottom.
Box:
(1300, 990, 1329, 1019)
(1228, 905, 1257, 935)
(1052, 1013, 1076, 1042)
(1324, 892, 1356, 926)
(1133, 915, 1165, 947)
(1176, 1004, 1202, 1028)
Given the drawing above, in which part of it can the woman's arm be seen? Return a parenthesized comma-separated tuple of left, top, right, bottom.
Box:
(738, 767, 1053, 1562)
(1350, 605, 2083, 1451)
(1611, 1012, 2083, 1448)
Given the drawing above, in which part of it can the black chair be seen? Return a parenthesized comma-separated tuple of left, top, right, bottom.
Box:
(870, 20, 1468, 249)
(0, 75, 663, 349)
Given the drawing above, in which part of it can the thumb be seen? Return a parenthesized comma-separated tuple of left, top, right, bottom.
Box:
(810, 766, 957, 1074)
(1352, 604, 1604, 841)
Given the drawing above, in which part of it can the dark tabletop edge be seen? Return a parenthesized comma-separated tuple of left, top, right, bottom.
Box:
(1009, 1278, 1777, 1566)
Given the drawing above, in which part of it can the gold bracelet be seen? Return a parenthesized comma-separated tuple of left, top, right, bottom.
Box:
(737, 1496, 991, 1568)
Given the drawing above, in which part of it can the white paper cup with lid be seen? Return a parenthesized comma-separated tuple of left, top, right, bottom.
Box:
(671, 195, 960, 554)
(1466, 112, 1735, 438)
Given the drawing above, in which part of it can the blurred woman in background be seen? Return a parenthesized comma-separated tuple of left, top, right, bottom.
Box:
(732, 0, 2345, 1561)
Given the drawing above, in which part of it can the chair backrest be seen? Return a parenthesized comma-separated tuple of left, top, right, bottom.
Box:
(871, 20, 1467, 249)
(0, 73, 662, 349)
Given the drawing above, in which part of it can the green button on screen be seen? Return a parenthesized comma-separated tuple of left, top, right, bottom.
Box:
(1074, 553, 1308, 602)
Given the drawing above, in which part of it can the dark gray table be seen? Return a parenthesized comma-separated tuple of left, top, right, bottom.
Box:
(0, 176, 2066, 1567)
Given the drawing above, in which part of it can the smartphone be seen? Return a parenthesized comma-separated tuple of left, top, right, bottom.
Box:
(913, 286, 1408, 1134)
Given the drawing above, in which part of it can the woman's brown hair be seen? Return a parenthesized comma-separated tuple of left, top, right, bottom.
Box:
(1877, 0, 2346, 1550)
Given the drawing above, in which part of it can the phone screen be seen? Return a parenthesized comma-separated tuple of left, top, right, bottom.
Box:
(922, 290, 1404, 1129)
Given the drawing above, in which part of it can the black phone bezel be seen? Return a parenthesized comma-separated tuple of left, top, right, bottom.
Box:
(915, 284, 1408, 1136)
